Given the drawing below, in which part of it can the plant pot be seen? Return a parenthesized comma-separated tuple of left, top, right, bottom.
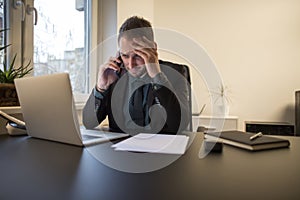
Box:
(0, 83, 20, 106)
(214, 97, 230, 116)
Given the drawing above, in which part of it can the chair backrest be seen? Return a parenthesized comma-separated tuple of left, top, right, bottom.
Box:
(182, 64, 193, 131)
(159, 60, 193, 131)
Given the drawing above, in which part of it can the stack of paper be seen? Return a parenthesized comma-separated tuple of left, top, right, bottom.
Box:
(111, 133, 189, 155)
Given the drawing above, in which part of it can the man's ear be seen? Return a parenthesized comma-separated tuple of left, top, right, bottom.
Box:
(154, 42, 157, 50)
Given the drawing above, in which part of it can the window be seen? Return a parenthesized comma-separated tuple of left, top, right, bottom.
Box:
(3, 0, 117, 104)
(4, 0, 93, 103)
(34, 0, 87, 94)
(0, 0, 5, 64)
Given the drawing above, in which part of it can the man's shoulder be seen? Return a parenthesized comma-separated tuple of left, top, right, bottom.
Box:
(159, 60, 190, 83)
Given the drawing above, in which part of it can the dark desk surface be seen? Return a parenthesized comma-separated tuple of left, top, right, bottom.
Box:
(0, 133, 300, 200)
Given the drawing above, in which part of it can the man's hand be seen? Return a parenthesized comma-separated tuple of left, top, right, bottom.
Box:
(96, 55, 122, 91)
(131, 36, 161, 78)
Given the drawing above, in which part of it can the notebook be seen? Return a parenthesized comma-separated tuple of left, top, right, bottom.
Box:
(204, 130, 290, 151)
(14, 73, 129, 146)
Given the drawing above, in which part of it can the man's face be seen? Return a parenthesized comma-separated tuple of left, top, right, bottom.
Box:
(119, 37, 146, 78)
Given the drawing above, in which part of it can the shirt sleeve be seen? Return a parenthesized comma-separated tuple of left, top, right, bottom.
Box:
(82, 87, 109, 129)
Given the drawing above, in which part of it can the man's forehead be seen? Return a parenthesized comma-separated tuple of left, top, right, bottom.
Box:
(119, 37, 134, 53)
(119, 50, 134, 55)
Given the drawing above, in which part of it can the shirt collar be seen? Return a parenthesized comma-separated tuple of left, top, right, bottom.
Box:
(128, 73, 151, 85)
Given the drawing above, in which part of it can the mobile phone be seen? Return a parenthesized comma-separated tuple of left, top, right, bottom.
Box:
(115, 52, 124, 77)
(115, 51, 123, 66)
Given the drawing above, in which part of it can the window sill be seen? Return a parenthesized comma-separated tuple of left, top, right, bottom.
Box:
(0, 102, 85, 114)
(0, 103, 86, 135)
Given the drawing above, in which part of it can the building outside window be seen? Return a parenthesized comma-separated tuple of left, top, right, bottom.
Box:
(1, 0, 117, 104)
(34, 0, 87, 94)
(2, 0, 92, 102)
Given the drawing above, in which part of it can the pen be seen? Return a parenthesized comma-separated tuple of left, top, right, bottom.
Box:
(250, 132, 263, 141)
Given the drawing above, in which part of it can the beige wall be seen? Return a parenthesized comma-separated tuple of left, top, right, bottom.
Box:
(117, 0, 154, 26)
(117, 0, 300, 130)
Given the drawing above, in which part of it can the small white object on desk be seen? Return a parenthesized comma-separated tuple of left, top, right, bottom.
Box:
(250, 132, 263, 141)
(6, 122, 27, 136)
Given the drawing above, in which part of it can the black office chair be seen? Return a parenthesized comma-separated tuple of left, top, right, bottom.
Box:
(159, 60, 193, 131)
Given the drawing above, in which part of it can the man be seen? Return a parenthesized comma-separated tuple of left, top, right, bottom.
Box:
(83, 16, 190, 135)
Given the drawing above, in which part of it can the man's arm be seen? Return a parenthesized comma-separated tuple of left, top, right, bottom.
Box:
(152, 71, 190, 133)
(83, 53, 122, 129)
(82, 87, 109, 129)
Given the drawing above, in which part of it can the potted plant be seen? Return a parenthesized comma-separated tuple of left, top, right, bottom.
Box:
(0, 29, 33, 106)
(210, 83, 231, 116)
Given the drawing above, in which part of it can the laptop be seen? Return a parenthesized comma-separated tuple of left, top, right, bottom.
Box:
(14, 73, 129, 146)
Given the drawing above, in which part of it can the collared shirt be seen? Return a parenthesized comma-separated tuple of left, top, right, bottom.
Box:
(92, 71, 171, 133)
(83, 60, 191, 134)
(124, 73, 152, 130)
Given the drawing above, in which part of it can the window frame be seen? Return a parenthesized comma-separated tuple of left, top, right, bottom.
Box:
(5, 0, 117, 105)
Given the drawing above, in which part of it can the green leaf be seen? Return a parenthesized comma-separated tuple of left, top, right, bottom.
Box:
(0, 53, 33, 83)
(0, 29, 33, 83)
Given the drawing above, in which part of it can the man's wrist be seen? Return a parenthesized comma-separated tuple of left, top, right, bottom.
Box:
(94, 86, 108, 99)
(96, 85, 107, 93)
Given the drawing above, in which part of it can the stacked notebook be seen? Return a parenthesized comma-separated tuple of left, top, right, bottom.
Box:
(205, 130, 290, 151)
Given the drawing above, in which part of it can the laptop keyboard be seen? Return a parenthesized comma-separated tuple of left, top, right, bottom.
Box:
(81, 134, 103, 141)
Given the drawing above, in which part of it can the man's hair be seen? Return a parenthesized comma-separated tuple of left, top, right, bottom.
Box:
(118, 16, 154, 42)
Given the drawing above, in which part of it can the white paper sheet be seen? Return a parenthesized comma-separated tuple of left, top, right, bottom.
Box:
(111, 133, 189, 155)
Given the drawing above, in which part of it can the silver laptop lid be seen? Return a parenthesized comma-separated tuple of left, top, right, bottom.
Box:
(15, 73, 83, 146)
